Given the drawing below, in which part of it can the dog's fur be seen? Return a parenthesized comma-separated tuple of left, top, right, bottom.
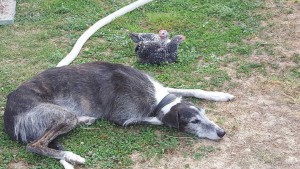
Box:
(4, 62, 234, 169)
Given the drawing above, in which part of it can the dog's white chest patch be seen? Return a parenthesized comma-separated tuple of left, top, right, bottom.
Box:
(161, 98, 182, 115)
(148, 77, 169, 104)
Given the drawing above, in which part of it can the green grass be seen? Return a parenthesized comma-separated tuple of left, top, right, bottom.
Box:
(0, 0, 269, 168)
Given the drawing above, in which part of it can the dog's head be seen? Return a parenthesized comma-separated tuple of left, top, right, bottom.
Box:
(162, 102, 225, 140)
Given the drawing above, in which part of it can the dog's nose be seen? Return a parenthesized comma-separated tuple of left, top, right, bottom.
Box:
(217, 129, 226, 138)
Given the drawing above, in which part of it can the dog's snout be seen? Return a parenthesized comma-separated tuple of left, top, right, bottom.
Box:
(217, 129, 225, 138)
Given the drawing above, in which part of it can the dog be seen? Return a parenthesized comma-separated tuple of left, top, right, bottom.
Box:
(4, 61, 234, 169)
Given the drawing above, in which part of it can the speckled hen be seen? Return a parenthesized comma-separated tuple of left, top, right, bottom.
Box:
(136, 35, 185, 65)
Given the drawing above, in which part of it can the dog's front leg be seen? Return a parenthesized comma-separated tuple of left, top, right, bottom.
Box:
(166, 87, 234, 101)
(123, 117, 163, 126)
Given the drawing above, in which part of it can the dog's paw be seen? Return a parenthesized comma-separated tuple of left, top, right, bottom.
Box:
(211, 92, 235, 102)
(60, 159, 74, 169)
(123, 118, 137, 126)
(63, 151, 85, 164)
(78, 116, 96, 125)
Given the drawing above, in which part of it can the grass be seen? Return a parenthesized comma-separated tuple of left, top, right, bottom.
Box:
(0, 0, 289, 168)
(192, 146, 218, 160)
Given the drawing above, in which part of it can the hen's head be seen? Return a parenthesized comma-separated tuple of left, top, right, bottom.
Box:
(172, 35, 186, 44)
(159, 30, 169, 40)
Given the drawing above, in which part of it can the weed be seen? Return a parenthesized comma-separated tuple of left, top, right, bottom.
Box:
(192, 146, 217, 160)
(290, 67, 300, 78)
(237, 62, 266, 76)
(292, 53, 300, 64)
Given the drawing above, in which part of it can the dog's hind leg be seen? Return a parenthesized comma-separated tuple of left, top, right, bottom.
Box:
(26, 120, 85, 168)
(48, 139, 64, 150)
(15, 103, 85, 168)
(166, 87, 234, 101)
(26, 123, 85, 165)
(49, 139, 78, 169)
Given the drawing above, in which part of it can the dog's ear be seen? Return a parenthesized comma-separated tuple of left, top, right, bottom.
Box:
(162, 111, 179, 129)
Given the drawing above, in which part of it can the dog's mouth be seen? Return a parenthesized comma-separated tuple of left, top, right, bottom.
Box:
(195, 128, 226, 141)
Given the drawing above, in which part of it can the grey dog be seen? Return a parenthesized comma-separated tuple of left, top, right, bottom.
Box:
(4, 62, 234, 169)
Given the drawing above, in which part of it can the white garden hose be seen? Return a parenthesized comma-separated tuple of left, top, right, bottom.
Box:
(57, 0, 153, 67)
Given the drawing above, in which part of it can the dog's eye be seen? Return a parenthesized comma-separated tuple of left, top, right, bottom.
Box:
(191, 119, 200, 124)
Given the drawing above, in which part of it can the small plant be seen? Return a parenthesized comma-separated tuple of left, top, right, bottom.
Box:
(292, 53, 300, 64)
(192, 146, 217, 160)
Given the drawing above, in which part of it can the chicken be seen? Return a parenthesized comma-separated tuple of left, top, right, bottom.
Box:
(136, 35, 185, 65)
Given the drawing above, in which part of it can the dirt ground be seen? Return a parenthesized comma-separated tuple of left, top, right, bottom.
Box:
(131, 1, 300, 169)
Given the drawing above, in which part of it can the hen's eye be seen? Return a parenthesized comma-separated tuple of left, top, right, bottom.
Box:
(191, 119, 200, 124)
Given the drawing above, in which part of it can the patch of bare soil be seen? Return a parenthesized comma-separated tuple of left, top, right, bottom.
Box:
(246, 0, 300, 76)
(7, 161, 28, 169)
(131, 1, 300, 168)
